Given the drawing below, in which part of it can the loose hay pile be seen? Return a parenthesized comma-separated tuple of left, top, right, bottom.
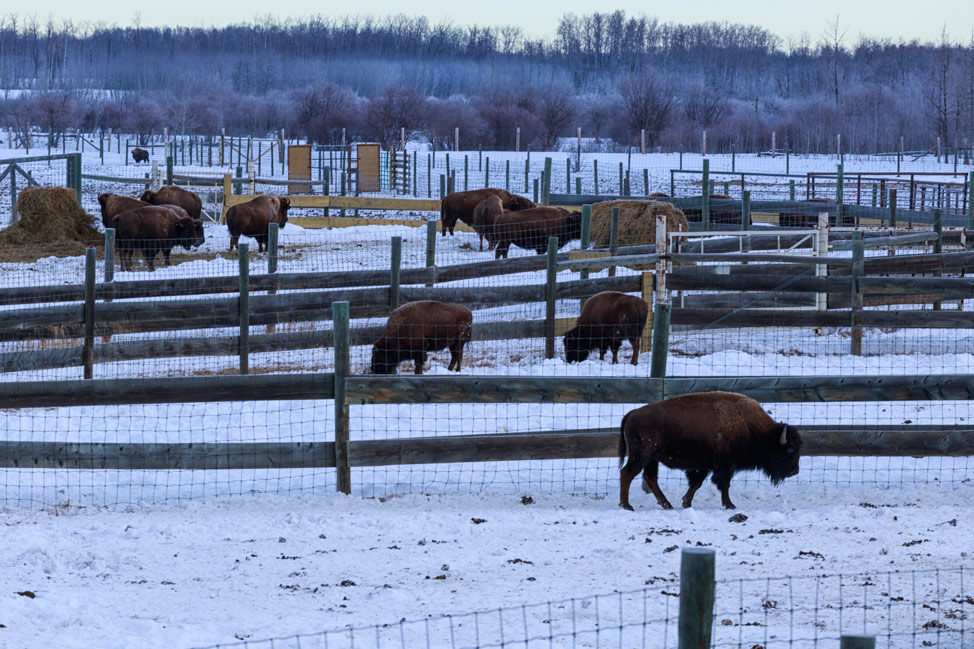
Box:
(590, 200, 688, 248)
(0, 187, 102, 261)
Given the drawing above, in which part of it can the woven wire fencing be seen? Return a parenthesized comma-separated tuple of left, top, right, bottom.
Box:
(190, 565, 970, 649)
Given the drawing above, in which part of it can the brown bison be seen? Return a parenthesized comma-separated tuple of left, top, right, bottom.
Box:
(492, 207, 582, 259)
(141, 185, 203, 220)
(471, 195, 505, 251)
(619, 391, 802, 511)
(98, 193, 149, 228)
(439, 188, 534, 237)
(109, 206, 204, 271)
(370, 301, 473, 375)
(226, 195, 290, 252)
(564, 292, 649, 365)
(131, 147, 149, 164)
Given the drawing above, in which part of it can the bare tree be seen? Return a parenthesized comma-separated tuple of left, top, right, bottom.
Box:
(617, 73, 674, 145)
(683, 83, 729, 129)
(296, 82, 359, 144)
(536, 90, 575, 149)
(365, 86, 428, 147)
(922, 26, 956, 143)
(821, 15, 847, 107)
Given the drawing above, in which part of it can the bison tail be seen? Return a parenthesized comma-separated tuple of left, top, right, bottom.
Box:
(618, 411, 631, 466)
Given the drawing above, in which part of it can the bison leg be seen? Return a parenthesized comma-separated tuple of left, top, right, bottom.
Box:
(641, 461, 674, 510)
(619, 454, 647, 512)
(494, 242, 509, 260)
(257, 235, 268, 253)
(610, 340, 622, 364)
(711, 468, 736, 509)
(413, 351, 426, 375)
(682, 470, 709, 509)
(448, 341, 464, 372)
(229, 236, 239, 252)
(163, 247, 173, 266)
(629, 338, 640, 365)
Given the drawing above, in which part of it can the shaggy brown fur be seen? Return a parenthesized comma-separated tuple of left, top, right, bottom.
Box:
(370, 301, 473, 375)
(619, 391, 802, 511)
(109, 206, 202, 271)
(439, 189, 534, 237)
(141, 185, 203, 220)
(471, 196, 505, 251)
(98, 194, 149, 228)
(564, 292, 649, 365)
(131, 147, 149, 163)
(226, 195, 290, 252)
(492, 207, 582, 259)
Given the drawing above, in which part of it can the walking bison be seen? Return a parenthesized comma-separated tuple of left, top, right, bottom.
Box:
(619, 391, 802, 511)
(225, 195, 290, 252)
(564, 292, 649, 365)
(369, 301, 473, 375)
(492, 207, 582, 259)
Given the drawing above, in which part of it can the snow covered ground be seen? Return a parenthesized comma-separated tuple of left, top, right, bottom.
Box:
(1, 143, 972, 648)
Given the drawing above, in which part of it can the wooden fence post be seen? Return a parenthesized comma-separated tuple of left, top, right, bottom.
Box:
(608, 206, 620, 278)
(836, 163, 844, 226)
(741, 190, 751, 230)
(83, 247, 95, 380)
(701, 159, 710, 230)
(485, 157, 490, 188)
(593, 158, 599, 195)
(839, 636, 875, 649)
(678, 548, 716, 649)
(850, 232, 863, 356)
(425, 220, 437, 288)
(643, 168, 649, 196)
(333, 300, 351, 495)
(533, 178, 539, 204)
(390, 236, 402, 310)
(789, 179, 796, 202)
(889, 189, 898, 228)
(266, 222, 279, 333)
(464, 155, 469, 191)
(166, 156, 173, 186)
(967, 172, 974, 250)
(238, 243, 250, 375)
(933, 209, 943, 311)
(544, 236, 559, 359)
(543, 157, 552, 205)
(641, 271, 653, 354)
(650, 213, 670, 379)
(104, 228, 115, 285)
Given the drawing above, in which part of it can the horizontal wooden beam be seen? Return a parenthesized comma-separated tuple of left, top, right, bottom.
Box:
(225, 194, 442, 212)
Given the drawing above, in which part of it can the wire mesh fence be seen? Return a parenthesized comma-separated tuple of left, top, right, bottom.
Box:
(189, 564, 970, 649)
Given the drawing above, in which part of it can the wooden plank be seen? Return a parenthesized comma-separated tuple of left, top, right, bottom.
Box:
(225, 194, 442, 212)
(662, 375, 974, 402)
(289, 216, 475, 233)
(0, 374, 333, 409)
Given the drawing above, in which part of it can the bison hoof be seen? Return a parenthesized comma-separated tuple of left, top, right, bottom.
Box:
(658, 500, 674, 510)
(620, 502, 634, 511)
(682, 499, 694, 509)
(723, 503, 737, 510)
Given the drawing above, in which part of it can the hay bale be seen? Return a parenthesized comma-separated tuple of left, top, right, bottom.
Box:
(590, 200, 688, 248)
(0, 187, 102, 260)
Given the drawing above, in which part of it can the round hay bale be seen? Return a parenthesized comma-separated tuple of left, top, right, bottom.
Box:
(590, 200, 688, 248)
(0, 187, 102, 261)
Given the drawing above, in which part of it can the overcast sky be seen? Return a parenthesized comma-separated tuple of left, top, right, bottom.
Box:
(20, 0, 974, 45)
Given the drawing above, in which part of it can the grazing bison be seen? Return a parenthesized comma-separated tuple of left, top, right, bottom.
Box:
(225, 195, 290, 252)
(564, 292, 649, 365)
(619, 391, 802, 511)
(471, 196, 505, 251)
(370, 301, 473, 375)
(109, 206, 204, 271)
(492, 207, 582, 259)
(131, 147, 149, 164)
(98, 193, 148, 228)
(141, 185, 203, 220)
(439, 189, 534, 237)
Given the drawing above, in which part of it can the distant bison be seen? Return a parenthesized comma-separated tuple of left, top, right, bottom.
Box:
(141, 185, 203, 220)
(131, 147, 149, 164)
(370, 301, 473, 375)
(110, 206, 204, 271)
(492, 207, 582, 259)
(564, 292, 649, 365)
(98, 193, 148, 228)
(225, 194, 290, 252)
(440, 189, 534, 238)
(619, 391, 802, 511)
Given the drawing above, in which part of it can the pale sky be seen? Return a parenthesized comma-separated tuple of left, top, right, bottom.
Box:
(19, 0, 974, 45)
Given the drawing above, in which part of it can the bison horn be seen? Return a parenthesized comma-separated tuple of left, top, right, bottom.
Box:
(779, 428, 788, 445)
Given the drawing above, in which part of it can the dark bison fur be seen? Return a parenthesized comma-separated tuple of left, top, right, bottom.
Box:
(619, 391, 802, 511)
(141, 185, 203, 220)
(131, 147, 149, 163)
(492, 207, 582, 259)
(439, 189, 534, 237)
(471, 196, 505, 251)
(109, 206, 203, 271)
(98, 193, 148, 228)
(370, 301, 473, 375)
(564, 292, 649, 365)
(225, 195, 290, 252)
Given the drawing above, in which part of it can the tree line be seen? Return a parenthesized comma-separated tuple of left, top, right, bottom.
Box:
(0, 11, 971, 154)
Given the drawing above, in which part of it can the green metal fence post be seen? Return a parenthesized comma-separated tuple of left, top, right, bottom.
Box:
(702, 159, 711, 230)
(593, 159, 599, 195)
(741, 190, 751, 230)
(650, 303, 670, 378)
(333, 300, 351, 494)
(889, 188, 897, 228)
(390, 236, 402, 310)
(836, 163, 844, 226)
(166, 156, 173, 186)
(543, 157, 552, 205)
(104, 229, 115, 285)
(426, 219, 437, 287)
(678, 548, 716, 649)
(544, 236, 559, 359)
(839, 635, 876, 649)
(967, 172, 974, 249)
(850, 232, 864, 355)
(83, 247, 96, 380)
(238, 242, 250, 375)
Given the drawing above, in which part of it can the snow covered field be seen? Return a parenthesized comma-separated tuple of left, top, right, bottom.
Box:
(1, 143, 972, 648)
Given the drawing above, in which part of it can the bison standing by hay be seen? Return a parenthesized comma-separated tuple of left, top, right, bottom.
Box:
(619, 391, 802, 511)
(439, 189, 534, 238)
(141, 185, 203, 220)
(492, 207, 582, 259)
(131, 147, 149, 164)
(98, 194, 149, 228)
(110, 206, 204, 271)
(370, 301, 473, 375)
(226, 195, 290, 252)
(564, 292, 649, 365)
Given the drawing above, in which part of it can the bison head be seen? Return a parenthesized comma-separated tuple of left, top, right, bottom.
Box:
(563, 329, 590, 363)
(369, 344, 399, 375)
(762, 424, 802, 485)
(277, 196, 290, 229)
(172, 216, 203, 250)
(139, 190, 156, 203)
(507, 195, 535, 211)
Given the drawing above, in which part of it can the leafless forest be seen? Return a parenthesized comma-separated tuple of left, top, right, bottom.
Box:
(0, 11, 971, 153)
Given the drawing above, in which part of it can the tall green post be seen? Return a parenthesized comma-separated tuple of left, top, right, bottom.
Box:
(104, 229, 115, 284)
(967, 172, 974, 249)
(333, 301, 351, 494)
(840, 636, 876, 649)
(464, 155, 469, 191)
(608, 206, 620, 278)
(701, 159, 711, 230)
(390, 236, 402, 310)
(543, 157, 552, 205)
(166, 156, 173, 186)
(544, 236, 559, 359)
(649, 303, 671, 378)
(850, 232, 864, 355)
(836, 163, 844, 226)
(238, 242, 250, 375)
(425, 220, 437, 287)
(83, 247, 96, 380)
(741, 190, 751, 230)
(593, 159, 599, 195)
(889, 189, 897, 228)
(678, 548, 716, 649)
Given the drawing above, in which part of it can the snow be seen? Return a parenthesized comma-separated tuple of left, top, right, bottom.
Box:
(1, 142, 972, 648)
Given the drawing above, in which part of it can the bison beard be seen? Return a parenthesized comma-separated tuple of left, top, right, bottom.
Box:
(618, 391, 802, 511)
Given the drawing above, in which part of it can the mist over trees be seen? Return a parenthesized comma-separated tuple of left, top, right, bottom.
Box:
(0, 11, 972, 153)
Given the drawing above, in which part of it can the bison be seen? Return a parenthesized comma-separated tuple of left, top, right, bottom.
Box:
(492, 207, 582, 259)
(370, 301, 473, 375)
(619, 391, 802, 511)
(98, 193, 149, 228)
(439, 189, 534, 238)
(225, 194, 290, 252)
(131, 147, 149, 164)
(109, 206, 204, 271)
(471, 195, 505, 251)
(141, 185, 203, 220)
(564, 292, 649, 365)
